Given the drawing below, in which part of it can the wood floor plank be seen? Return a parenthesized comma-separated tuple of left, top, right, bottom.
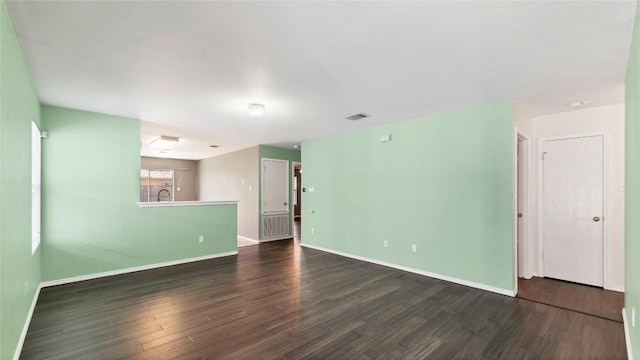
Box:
(20, 237, 627, 359)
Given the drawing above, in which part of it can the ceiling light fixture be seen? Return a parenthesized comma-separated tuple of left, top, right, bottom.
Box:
(567, 100, 591, 108)
(248, 103, 265, 117)
(151, 135, 180, 147)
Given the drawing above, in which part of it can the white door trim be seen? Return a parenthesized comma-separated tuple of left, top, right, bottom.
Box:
(515, 128, 532, 282)
(261, 158, 290, 215)
(292, 161, 302, 236)
(537, 131, 611, 289)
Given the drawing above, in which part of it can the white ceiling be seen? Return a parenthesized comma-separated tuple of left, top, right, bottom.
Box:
(7, 1, 636, 159)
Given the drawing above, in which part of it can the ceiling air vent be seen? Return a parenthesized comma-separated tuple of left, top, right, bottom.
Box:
(345, 113, 370, 121)
(209, 145, 220, 148)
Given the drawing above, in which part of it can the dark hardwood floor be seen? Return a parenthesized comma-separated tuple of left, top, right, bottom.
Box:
(21, 240, 626, 359)
(517, 277, 624, 323)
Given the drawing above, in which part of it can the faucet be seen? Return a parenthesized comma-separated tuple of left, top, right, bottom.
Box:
(157, 188, 170, 202)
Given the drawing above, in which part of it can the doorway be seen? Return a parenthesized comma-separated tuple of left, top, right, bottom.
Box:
(540, 134, 606, 287)
(293, 162, 302, 242)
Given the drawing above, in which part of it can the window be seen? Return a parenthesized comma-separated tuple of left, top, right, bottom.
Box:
(140, 169, 174, 202)
(31, 121, 41, 254)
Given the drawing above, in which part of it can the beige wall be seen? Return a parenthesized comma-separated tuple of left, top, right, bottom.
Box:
(514, 102, 533, 137)
(530, 103, 625, 291)
(140, 157, 199, 201)
(199, 146, 259, 240)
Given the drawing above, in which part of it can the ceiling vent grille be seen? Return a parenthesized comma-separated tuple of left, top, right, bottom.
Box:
(345, 113, 370, 121)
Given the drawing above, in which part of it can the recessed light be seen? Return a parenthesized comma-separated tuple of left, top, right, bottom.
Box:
(248, 103, 265, 116)
(567, 100, 591, 107)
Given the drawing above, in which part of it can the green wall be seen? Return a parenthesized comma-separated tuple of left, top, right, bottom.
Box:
(41, 106, 237, 281)
(301, 101, 514, 291)
(258, 145, 301, 240)
(0, 2, 42, 358)
(626, 1, 640, 356)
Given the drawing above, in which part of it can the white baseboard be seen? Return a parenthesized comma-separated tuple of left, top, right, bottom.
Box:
(237, 236, 259, 243)
(260, 235, 293, 243)
(12, 284, 42, 360)
(623, 308, 634, 360)
(606, 285, 625, 293)
(40, 251, 238, 288)
(301, 243, 515, 297)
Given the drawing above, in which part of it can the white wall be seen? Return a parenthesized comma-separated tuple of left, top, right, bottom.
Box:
(531, 103, 625, 291)
(199, 146, 259, 240)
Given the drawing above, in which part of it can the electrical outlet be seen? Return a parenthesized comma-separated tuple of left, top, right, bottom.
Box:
(633, 308, 636, 327)
(411, 244, 417, 253)
(311, 228, 315, 235)
(384, 240, 389, 248)
(199, 235, 204, 243)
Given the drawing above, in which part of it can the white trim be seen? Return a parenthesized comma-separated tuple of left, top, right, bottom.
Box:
(12, 285, 42, 360)
(513, 127, 519, 294)
(537, 132, 611, 288)
(623, 308, 634, 360)
(237, 236, 259, 243)
(137, 200, 237, 208)
(515, 128, 532, 284)
(537, 137, 545, 276)
(292, 161, 302, 237)
(603, 132, 613, 291)
(40, 251, 238, 288)
(301, 243, 515, 297)
(260, 235, 293, 243)
(607, 285, 625, 293)
(261, 158, 290, 215)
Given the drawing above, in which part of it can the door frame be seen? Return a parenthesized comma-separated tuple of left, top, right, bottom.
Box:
(537, 131, 611, 289)
(260, 158, 290, 215)
(292, 161, 302, 233)
(514, 128, 532, 285)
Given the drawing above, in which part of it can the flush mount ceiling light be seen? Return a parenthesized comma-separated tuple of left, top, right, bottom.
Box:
(150, 135, 180, 147)
(567, 100, 591, 107)
(248, 103, 265, 117)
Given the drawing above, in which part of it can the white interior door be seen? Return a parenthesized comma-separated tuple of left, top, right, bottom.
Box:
(262, 158, 289, 214)
(517, 140, 525, 277)
(542, 135, 604, 287)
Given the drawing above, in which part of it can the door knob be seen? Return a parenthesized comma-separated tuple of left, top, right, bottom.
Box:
(593, 216, 600, 222)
